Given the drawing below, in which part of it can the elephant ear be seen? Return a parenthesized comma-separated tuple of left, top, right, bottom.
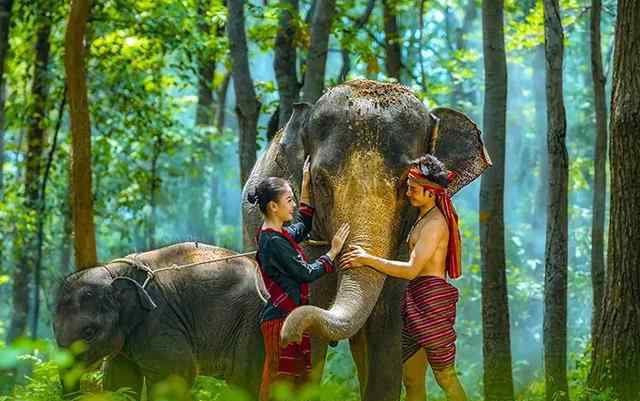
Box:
(429, 107, 492, 196)
(111, 277, 156, 329)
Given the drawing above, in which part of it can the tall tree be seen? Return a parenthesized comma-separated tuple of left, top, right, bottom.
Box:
(382, 0, 402, 81)
(542, 0, 569, 399)
(589, 0, 607, 335)
(274, 0, 300, 129)
(589, 0, 640, 399)
(227, 0, 260, 186)
(301, 0, 335, 103)
(0, 0, 13, 199)
(65, 0, 97, 269)
(479, 0, 514, 400)
(338, 0, 375, 82)
(6, 11, 51, 344)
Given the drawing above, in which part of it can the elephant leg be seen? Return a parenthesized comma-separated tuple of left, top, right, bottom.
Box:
(103, 354, 144, 400)
(350, 279, 405, 401)
(134, 336, 197, 401)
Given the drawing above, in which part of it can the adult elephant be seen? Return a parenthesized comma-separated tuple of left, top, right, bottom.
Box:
(242, 79, 490, 401)
(53, 242, 265, 401)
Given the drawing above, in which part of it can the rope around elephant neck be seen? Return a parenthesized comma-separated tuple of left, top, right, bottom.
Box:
(106, 251, 260, 289)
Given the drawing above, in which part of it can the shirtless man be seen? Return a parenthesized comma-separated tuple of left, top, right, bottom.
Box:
(341, 154, 467, 401)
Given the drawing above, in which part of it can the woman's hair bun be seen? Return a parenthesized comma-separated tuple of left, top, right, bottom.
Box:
(247, 192, 259, 205)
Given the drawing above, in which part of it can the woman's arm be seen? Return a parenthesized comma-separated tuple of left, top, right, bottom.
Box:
(268, 236, 334, 283)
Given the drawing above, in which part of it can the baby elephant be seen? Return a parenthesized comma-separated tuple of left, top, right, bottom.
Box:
(53, 242, 265, 400)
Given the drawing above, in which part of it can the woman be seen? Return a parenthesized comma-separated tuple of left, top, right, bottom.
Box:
(248, 157, 350, 401)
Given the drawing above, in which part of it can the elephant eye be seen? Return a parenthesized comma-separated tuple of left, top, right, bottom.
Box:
(82, 326, 97, 341)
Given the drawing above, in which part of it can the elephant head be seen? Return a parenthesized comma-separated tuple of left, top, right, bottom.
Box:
(53, 265, 155, 394)
(243, 79, 490, 344)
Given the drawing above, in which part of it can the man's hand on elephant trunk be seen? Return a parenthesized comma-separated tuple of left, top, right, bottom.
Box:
(340, 245, 372, 270)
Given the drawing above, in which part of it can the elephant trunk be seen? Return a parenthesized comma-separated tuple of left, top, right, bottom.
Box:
(280, 266, 386, 344)
(281, 149, 405, 345)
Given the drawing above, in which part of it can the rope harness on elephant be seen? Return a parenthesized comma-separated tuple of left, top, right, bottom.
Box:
(101, 239, 330, 308)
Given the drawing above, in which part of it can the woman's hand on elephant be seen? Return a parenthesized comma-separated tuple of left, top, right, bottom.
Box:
(327, 223, 350, 260)
(340, 245, 371, 269)
(301, 155, 312, 205)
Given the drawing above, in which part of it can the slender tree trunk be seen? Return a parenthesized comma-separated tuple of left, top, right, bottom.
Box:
(589, 0, 607, 337)
(449, 0, 478, 106)
(227, 0, 260, 186)
(148, 132, 162, 249)
(7, 15, 51, 344)
(339, 0, 375, 82)
(542, 0, 569, 400)
(216, 72, 230, 136)
(0, 0, 12, 198)
(479, 1, 514, 400)
(382, 0, 402, 81)
(274, 0, 300, 129)
(589, 1, 640, 399)
(32, 88, 65, 339)
(190, 0, 217, 241)
(65, 0, 97, 269)
(301, 0, 336, 103)
(0, 0, 13, 302)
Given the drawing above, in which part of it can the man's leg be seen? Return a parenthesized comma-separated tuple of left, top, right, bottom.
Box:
(403, 349, 428, 401)
(432, 366, 467, 401)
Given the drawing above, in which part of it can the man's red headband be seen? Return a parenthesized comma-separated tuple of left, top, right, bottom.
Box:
(407, 167, 456, 194)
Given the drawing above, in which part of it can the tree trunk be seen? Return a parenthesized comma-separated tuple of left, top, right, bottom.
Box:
(32, 88, 65, 340)
(0, 0, 12, 198)
(6, 15, 51, 344)
(542, 0, 569, 400)
(382, 0, 401, 81)
(65, 0, 97, 269)
(0, 0, 13, 304)
(274, 0, 300, 129)
(148, 132, 162, 249)
(301, 0, 335, 103)
(479, 1, 514, 400)
(227, 0, 260, 186)
(339, 0, 375, 82)
(589, 1, 640, 399)
(589, 0, 607, 338)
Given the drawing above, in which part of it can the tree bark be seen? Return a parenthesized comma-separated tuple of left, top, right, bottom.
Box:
(589, 1, 640, 399)
(339, 0, 375, 82)
(65, 0, 97, 269)
(589, 0, 607, 338)
(542, 0, 569, 400)
(382, 0, 402, 81)
(274, 0, 300, 129)
(148, 132, 162, 249)
(32, 87, 65, 340)
(0, 0, 13, 308)
(6, 14, 51, 344)
(0, 0, 12, 198)
(479, 1, 514, 400)
(227, 0, 260, 186)
(301, 0, 336, 103)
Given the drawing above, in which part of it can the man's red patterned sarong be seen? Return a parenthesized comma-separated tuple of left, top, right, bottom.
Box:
(401, 275, 459, 370)
(259, 319, 311, 401)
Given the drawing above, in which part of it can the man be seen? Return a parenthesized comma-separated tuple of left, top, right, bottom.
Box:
(341, 154, 467, 401)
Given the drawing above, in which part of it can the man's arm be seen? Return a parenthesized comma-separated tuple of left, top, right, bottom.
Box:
(342, 218, 445, 280)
